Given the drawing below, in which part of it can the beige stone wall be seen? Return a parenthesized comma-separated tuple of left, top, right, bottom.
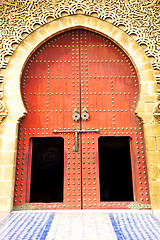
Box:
(144, 125, 160, 210)
(0, 15, 159, 212)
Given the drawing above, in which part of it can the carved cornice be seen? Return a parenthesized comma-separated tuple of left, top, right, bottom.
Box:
(0, 0, 160, 122)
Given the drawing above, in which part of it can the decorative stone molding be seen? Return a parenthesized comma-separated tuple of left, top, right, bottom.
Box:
(0, 100, 7, 123)
(0, 0, 160, 122)
(13, 203, 36, 211)
(153, 100, 160, 122)
(127, 202, 151, 210)
(0, 85, 7, 122)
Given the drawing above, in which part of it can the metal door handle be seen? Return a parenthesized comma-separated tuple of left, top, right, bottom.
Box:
(52, 129, 99, 152)
(81, 108, 89, 121)
(72, 108, 80, 121)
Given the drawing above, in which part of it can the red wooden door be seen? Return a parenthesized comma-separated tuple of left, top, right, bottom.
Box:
(14, 29, 150, 210)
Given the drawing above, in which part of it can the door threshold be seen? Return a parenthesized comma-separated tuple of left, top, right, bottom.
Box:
(12, 209, 153, 214)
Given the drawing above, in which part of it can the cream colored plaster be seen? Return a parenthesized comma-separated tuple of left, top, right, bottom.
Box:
(0, 196, 13, 212)
(0, 167, 2, 181)
(145, 137, 157, 151)
(145, 103, 155, 113)
(151, 196, 160, 210)
(146, 151, 160, 165)
(0, 181, 14, 196)
(138, 62, 153, 74)
(0, 15, 158, 211)
(144, 124, 160, 137)
(2, 166, 16, 182)
(156, 137, 160, 151)
(0, 152, 17, 166)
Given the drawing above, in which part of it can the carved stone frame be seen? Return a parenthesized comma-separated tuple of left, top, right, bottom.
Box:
(0, 15, 159, 212)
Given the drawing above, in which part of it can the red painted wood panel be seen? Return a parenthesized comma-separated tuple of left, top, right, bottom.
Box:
(14, 29, 150, 210)
(79, 31, 150, 209)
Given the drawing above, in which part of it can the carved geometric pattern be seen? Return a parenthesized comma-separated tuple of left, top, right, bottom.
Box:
(0, 0, 160, 121)
(0, 0, 159, 70)
(0, 99, 8, 123)
(153, 100, 160, 122)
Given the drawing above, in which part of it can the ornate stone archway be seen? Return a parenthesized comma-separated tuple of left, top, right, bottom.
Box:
(0, 1, 160, 212)
(4, 15, 157, 122)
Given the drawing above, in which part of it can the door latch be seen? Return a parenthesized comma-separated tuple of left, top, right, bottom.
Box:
(52, 129, 99, 152)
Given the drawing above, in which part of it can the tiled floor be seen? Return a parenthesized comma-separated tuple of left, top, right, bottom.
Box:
(0, 212, 8, 222)
(0, 210, 160, 240)
(154, 212, 160, 221)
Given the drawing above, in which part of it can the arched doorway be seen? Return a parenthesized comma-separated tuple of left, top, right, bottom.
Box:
(14, 29, 150, 210)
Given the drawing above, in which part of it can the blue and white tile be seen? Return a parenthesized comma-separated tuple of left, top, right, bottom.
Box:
(0, 211, 55, 240)
(46, 211, 117, 240)
(0, 210, 160, 240)
(110, 212, 160, 240)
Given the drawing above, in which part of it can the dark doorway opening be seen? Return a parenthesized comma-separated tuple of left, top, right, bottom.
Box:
(30, 137, 64, 203)
(99, 137, 134, 201)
